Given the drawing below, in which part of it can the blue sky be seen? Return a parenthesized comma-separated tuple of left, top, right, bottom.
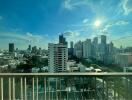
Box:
(0, 0, 132, 49)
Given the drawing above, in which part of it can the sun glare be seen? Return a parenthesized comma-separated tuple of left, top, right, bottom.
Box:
(94, 20, 101, 27)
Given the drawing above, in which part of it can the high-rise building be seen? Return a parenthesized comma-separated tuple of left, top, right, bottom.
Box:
(101, 35, 106, 44)
(98, 35, 107, 62)
(28, 45, 31, 51)
(83, 39, 92, 58)
(48, 35, 68, 72)
(48, 43, 68, 72)
(115, 53, 132, 67)
(74, 41, 83, 58)
(31, 46, 37, 54)
(70, 41, 73, 48)
(109, 42, 114, 54)
(93, 37, 98, 45)
(68, 41, 74, 57)
(92, 37, 98, 58)
(106, 42, 115, 64)
(9, 43, 14, 53)
(59, 34, 67, 45)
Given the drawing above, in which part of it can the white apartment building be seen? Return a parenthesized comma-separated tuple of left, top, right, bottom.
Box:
(115, 53, 132, 67)
(48, 43, 68, 72)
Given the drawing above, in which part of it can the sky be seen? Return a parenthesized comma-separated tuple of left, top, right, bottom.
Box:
(0, 0, 132, 49)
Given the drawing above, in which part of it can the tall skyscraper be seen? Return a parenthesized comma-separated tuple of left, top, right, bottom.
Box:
(98, 35, 107, 62)
(83, 39, 92, 58)
(28, 45, 31, 51)
(101, 35, 106, 44)
(106, 42, 114, 64)
(70, 41, 73, 48)
(92, 37, 98, 58)
(69, 41, 74, 57)
(74, 41, 83, 58)
(9, 43, 14, 53)
(59, 34, 67, 45)
(48, 35, 68, 72)
(31, 46, 37, 54)
(93, 37, 98, 45)
(109, 42, 114, 54)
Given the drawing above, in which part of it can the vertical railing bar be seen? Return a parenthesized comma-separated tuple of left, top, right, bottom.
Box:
(1, 78, 3, 100)
(126, 77, 129, 100)
(21, 77, 23, 100)
(102, 78, 105, 100)
(106, 78, 108, 100)
(13, 77, 15, 100)
(48, 78, 50, 100)
(94, 77, 97, 100)
(56, 78, 58, 100)
(9, 78, 11, 100)
(73, 77, 75, 100)
(44, 77, 46, 100)
(36, 77, 38, 100)
(32, 77, 34, 100)
(87, 77, 89, 100)
(82, 77, 85, 100)
(60, 78, 61, 100)
(24, 77, 27, 100)
(114, 79, 116, 100)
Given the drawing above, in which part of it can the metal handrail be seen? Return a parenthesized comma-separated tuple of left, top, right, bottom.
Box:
(0, 72, 132, 76)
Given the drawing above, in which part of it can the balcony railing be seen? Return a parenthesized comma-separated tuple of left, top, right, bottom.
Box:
(0, 73, 132, 100)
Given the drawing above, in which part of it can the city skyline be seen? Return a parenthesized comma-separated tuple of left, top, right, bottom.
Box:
(0, 0, 132, 49)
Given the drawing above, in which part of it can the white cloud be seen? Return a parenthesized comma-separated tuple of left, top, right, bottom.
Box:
(63, 31, 80, 37)
(102, 20, 129, 32)
(114, 20, 129, 25)
(83, 18, 89, 24)
(26, 32, 43, 43)
(112, 35, 132, 48)
(120, 0, 132, 15)
(62, 0, 87, 10)
(0, 32, 48, 49)
(63, 31, 86, 43)
(63, 0, 74, 10)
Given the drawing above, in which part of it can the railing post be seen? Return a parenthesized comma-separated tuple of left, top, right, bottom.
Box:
(59, 78, 61, 100)
(56, 78, 58, 100)
(32, 77, 34, 100)
(13, 77, 15, 100)
(24, 77, 27, 100)
(126, 77, 129, 100)
(1, 78, 3, 100)
(106, 78, 108, 100)
(94, 77, 97, 99)
(36, 77, 38, 100)
(114, 79, 116, 100)
(9, 78, 11, 100)
(102, 78, 105, 100)
(44, 77, 47, 100)
(48, 78, 50, 100)
(21, 77, 23, 100)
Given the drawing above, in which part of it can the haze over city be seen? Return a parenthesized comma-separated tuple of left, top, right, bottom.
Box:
(0, 0, 132, 49)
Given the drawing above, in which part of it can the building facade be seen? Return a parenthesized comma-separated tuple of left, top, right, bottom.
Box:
(48, 43, 68, 72)
(83, 39, 92, 58)
(9, 43, 14, 53)
(74, 41, 83, 58)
